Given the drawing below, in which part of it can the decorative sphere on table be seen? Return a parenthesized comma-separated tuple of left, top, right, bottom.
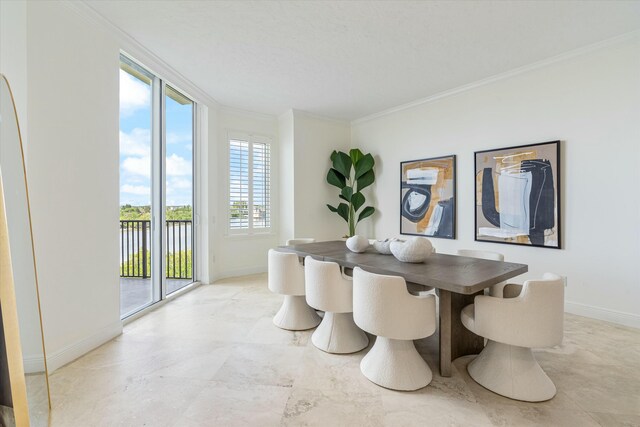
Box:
(390, 237, 434, 263)
(346, 235, 370, 253)
(372, 238, 398, 255)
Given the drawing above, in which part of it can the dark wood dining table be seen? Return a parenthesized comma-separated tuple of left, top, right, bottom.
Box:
(279, 240, 528, 377)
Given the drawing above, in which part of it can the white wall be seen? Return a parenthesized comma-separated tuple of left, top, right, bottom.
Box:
(0, 0, 27, 147)
(351, 37, 640, 327)
(291, 112, 351, 241)
(26, 1, 122, 370)
(214, 108, 280, 278)
(278, 110, 295, 244)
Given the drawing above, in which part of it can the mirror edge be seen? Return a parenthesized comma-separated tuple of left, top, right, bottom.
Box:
(0, 73, 52, 423)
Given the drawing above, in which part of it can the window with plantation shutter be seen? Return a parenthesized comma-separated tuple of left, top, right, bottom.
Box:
(228, 133, 272, 233)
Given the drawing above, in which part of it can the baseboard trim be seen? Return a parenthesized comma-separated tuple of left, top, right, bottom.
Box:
(565, 301, 639, 329)
(213, 265, 267, 282)
(45, 320, 123, 372)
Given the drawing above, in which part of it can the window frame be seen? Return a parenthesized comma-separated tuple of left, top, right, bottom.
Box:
(227, 130, 273, 235)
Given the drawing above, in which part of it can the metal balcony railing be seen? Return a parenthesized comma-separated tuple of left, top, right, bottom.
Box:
(119, 219, 192, 280)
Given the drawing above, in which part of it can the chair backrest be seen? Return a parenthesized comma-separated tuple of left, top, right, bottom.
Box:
(516, 273, 564, 347)
(457, 249, 504, 262)
(268, 249, 305, 296)
(352, 267, 436, 340)
(304, 257, 353, 313)
(476, 273, 564, 348)
(286, 238, 316, 246)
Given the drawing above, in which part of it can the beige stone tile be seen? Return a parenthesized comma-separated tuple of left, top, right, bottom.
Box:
(246, 316, 312, 346)
(294, 342, 379, 395)
(51, 375, 207, 427)
(483, 405, 602, 427)
(381, 393, 493, 427)
(179, 381, 291, 427)
(588, 412, 640, 427)
(282, 387, 385, 427)
(213, 343, 306, 387)
(544, 361, 640, 415)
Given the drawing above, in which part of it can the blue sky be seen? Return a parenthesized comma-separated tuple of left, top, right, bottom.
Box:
(119, 69, 193, 207)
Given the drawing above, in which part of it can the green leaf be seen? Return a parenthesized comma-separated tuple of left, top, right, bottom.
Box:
(336, 203, 350, 223)
(339, 194, 349, 202)
(341, 186, 353, 202)
(354, 153, 375, 179)
(349, 148, 364, 166)
(356, 169, 375, 191)
(351, 192, 365, 211)
(329, 150, 338, 162)
(327, 204, 338, 212)
(332, 151, 353, 178)
(327, 168, 346, 189)
(358, 206, 375, 222)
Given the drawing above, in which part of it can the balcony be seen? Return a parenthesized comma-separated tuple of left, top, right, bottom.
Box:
(120, 219, 193, 317)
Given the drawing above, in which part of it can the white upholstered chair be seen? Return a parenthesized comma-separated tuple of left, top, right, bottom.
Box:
(304, 257, 369, 354)
(353, 267, 437, 391)
(461, 273, 564, 402)
(457, 249, 506, 297)
(286, 238, 316, 245)
(268, 249, 321, 330)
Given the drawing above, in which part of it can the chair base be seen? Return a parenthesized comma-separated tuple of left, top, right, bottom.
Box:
(312, 312, 369, 354)
(467, 340, 556, 402)
(273, 295, 321, 331)
(360, 337, 432, 391)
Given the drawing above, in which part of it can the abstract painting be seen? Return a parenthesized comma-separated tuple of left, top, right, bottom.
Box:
(400, 155, 456, 239)
(475, 140, 561, 248)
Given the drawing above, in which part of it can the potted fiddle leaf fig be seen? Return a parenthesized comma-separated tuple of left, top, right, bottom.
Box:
(326, 148, 375, 237)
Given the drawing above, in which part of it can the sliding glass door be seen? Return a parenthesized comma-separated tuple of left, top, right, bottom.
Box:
(164, 86, 194, 295)
(119, 55, 196, 318)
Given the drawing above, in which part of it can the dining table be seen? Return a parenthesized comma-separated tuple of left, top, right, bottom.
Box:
(279, 240, 528, 377)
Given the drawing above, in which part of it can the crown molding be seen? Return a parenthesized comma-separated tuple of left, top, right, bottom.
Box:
(62, 0, 220, 108)
(352, 29, 640, 126)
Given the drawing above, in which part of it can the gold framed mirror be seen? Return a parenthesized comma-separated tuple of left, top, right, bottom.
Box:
(0, 74, 51, 426)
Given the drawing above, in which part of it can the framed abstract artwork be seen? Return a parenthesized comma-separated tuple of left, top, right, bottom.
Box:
(400, 155, 456, 239)
(474, 140, 561, 249)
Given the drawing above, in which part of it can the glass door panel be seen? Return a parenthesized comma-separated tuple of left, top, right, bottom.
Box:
(119, 61, 158, 317)
(164, 85, 194, 295)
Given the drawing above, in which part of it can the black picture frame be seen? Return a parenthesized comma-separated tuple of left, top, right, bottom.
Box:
(474, 140, 561, 249)
(400, 154, 456, 239)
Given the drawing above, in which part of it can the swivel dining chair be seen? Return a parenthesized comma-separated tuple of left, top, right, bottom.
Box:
(304, 257, 369, 354)
(456, 249, 506, 297)
(286, 238, 316, 245)
(353, 267, 437, 391)
(268, 249, 321, 331)
(461, 273, 564, 402)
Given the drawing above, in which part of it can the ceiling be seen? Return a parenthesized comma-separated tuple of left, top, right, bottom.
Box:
(85, 0, 640, 121)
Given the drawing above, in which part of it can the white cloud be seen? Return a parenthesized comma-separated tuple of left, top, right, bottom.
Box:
(120, 69, 150, 117)
(122, 155, 151, 178)
(120, 128, 151, 156)
(121, 184, 150, 195)
(166, 154, 192, 176)
(167, 132, 192, 145)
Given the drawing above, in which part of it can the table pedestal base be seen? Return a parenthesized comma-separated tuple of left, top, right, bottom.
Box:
(438, 290, 484, 377)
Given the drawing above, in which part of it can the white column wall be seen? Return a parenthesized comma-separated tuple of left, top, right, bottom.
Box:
(26, 1, 122, 369)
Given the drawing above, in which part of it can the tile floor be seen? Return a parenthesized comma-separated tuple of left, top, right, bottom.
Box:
(49, 273, 640, 426)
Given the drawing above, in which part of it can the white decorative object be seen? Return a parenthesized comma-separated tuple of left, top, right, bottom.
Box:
(304, 257, 369, 354)
(353, 267, 437, 391)
(461, 273, 564, 402)
(346, 235, 370, 253)
(390, 237, 433, 263)
(372, 238, 398, 255)
(268, 249, 321, 331)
